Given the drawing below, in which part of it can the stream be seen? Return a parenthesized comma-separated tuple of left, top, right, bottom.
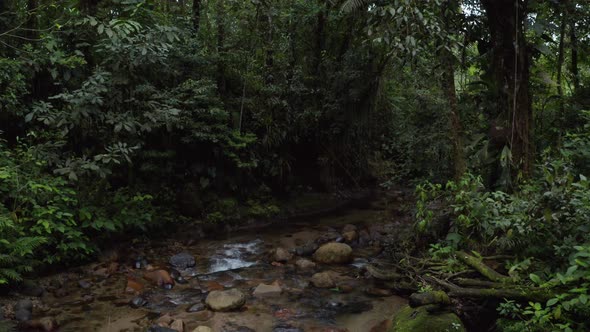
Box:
(5, 202, 410, 332)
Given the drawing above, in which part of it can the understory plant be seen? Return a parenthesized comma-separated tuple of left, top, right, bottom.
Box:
(414, 116, 590, 331)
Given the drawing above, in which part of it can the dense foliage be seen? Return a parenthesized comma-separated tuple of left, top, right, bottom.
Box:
(1, 0, 589, 329)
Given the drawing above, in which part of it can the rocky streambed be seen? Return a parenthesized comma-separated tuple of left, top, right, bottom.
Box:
(1, 194, 463, 332)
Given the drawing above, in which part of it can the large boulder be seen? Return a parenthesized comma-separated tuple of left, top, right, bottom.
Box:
(390, 305, 465, 332)
(313, 242, 353, 264)
(205, 289, 246, 311)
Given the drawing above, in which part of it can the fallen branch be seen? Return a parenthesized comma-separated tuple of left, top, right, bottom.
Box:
(456, 251, 510, 283)
(427, 276, 551, 302)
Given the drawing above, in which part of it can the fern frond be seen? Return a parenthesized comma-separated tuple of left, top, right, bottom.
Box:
(0, 268, 23, 282)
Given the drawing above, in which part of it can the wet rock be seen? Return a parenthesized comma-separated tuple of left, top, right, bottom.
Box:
(193, 327, 213, 332)
(253, 282, 282, 298)
(169, 252, 196, 269)
(78, 280, 92, 289)
(25, 317, 58, 331)
(148, 325, 178, 332)
(53, 288, 68, 298)
(15, 308, 32, 322)
(313, 243, 353, 264)
(170, 319, 185, 332)
(341, 225, 358, 243)
(157, 314, 173, 326)
(271, 247, 293, 262)
(186, 302, 206, 312)
(134, 256, 149, 269)
(205, 281, 224, 292)
(273, 323, 303, 332)
(316, 231, 341, 245)
(295, 258, 316, 270)
(144, 270, 175, 288)
(170, 269, 188, 284)
(205, 289, 246, 311)
(342, 224, 357, 233)
(358, 230, 371, 246)
(390, 305, 466, 332)
(310, 271, 338, 288)
(20, 280, 44, 297)
(15, 299, 33, 312)
(293, 242, 319, 256)
(126, 278, 144, 293)
(130, 296, 148, 308)
(192, 310, 214, 321)
(222, 326, 255, 332)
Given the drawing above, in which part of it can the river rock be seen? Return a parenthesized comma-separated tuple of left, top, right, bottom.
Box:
(78, 280, 92, 289)
(15, 308, 32, 322)
(125, 278, 144, 293)
(15, 299, 33, 312)
(390, 305, 466, 332)
(357, 229, 370, 246)
(193, 310, 214, 321)
(310, 271, 339, 288)
(342, 225, 358, 243)
(295, 258, 316, 269)
(130, 296, 147, 308)
(157, 314, 173, 326)
(169, 252, 196, 269)
(148, 326, 178, 332)
(316, 231, 342, 245)
(313, 242, 353, 264)
(187, 302, 206, 312)
(205, 289, 246, 311)
(293, 241, 318, 256)
(144, 270, 175, 288)
(26, 317, 58, 331)
(253, 282, 282, 298)
(170, 319, 185, 332)
(20, 280, 44, 297)
(271, 247, 293, 262)
(193, 327, 213, 332)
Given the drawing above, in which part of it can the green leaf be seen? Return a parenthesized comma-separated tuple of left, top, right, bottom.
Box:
(546, 298, 559, 307)
(530, 273, 541, 284)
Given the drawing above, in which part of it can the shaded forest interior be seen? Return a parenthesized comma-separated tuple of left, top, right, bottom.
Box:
(1, 0, 590, 331)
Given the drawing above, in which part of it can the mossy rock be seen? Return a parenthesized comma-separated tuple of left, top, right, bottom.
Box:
(390, 305, 465, 332)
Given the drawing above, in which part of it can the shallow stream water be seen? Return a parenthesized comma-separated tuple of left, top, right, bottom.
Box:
(16, 206, 408, 332)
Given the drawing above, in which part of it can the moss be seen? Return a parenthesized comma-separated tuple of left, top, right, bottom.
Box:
(390, 305, 466, 332)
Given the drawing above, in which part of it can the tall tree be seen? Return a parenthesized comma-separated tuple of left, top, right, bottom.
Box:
(192, 0, 201, 34)
(481, 0, 533, 177)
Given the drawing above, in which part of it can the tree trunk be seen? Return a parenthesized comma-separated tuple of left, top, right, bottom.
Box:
(481, 0, 533, 177)
(570, 14, 579, 92)
(440, 0, 466, 180)
(78, 0, 100, 15)
(556, 10, 566, 139)
(216, 0, 226, 95)
(192, 0, 201, 34)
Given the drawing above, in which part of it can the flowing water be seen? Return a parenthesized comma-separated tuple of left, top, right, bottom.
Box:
(11, 206, 408, 332)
